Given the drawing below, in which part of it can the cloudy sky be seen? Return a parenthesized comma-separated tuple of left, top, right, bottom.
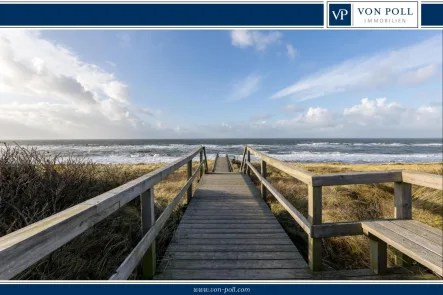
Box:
(0, 30, 441, 139)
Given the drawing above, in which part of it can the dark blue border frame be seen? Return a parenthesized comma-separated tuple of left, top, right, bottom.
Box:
(0, 2, 324, 27)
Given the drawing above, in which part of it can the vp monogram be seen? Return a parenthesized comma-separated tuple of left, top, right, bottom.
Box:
(332, 9, 349, 20)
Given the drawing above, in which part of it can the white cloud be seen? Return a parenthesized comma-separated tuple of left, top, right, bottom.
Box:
(0, 30, 170, 139)
(231, 30, 282, 51)
(229, 74, 261, 101)
(271, 35, 442, 101)
(276, 107, 338, 131)
(343, 97, 442, 132)
(286, 44, 297, 60)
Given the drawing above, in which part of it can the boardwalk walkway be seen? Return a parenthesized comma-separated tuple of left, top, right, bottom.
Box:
(155, 156, 311, 279)
(213, 155, 230, 172)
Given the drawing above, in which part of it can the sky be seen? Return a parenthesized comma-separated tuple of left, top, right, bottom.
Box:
(0, 29, 441, 139)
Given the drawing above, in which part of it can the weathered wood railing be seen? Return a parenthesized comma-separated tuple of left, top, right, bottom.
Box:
(212, 153, 219, 172)
(240, 145, 443, 273)
(226, 153, 235, 172)
(0, 146, 209, 280)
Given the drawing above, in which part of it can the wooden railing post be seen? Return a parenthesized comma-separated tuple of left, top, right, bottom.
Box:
(141, 188, 156, 279)
(246, 150, 251, 176)
(369, 233, 387, 274)
(187, 160, 192, 204)
(240, 146, 247, 173)
(261, 160, 267, 202)
(203, 147, 209, 173)
(199, 150, 203, 180)
(308, 185, 322, 271)
(394, 182, 413, 266)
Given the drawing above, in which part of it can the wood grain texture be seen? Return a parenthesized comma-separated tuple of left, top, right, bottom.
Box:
(247, 146, 314, 184)
(362, 221, 443, 276)
(312, 171, 402, 186)
(402, 170, 443, 190)
(155, 172, 309, 280)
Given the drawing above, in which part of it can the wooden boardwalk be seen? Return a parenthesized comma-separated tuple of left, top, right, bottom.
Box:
(155, 156, 311, 279)
(213, 155, 231, 172)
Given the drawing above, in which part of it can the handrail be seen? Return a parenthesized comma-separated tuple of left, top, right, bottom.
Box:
(212, 153, 219, 172)
(226, 153, 234, 172)
(245, 161, 311, 234)
(243, 146, 314, 184)
(240, 145, 443, 272)
(0, 146, 209, 280)
(402, 170, 443, 190)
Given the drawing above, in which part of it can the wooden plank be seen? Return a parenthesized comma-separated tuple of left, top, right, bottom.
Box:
(377, 221, 442, 256)
(156, 269, 313, 280)
(409, 220, 443, 236)
(394, 182, 412, 219)
(171, 238, 294, 245)
(177, 228, 285, 234)
(392, 220, 442, 246)
(180, 219, 279, 224)
(0, 147, 204, 280)
(311, 171, 402, 186)
(163, 251, 302, 260)
(362, 222, 443, 276)
(174, 233, 289, 239)
(166, 244, 298, 252)
(182, 211, 272, 219)
(311, 221, 363, 238)
(178, 224, 283, 230)
(158, 259, 307, 271)
(246, 161, 311, 234)
(181, 215, 276, 220)
(185, 208, 270, 213)
(402, 170, 443, 190)
(187, 204, 269, 209)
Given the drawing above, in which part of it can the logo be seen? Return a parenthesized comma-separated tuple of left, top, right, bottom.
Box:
(332, 8, 349, 20)
(329, 3, 352, 26)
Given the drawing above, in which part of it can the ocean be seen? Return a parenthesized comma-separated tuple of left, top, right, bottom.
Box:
(5, 138, 442, 165)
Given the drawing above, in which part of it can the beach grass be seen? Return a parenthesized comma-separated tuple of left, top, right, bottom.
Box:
(1, 143, 441, 279)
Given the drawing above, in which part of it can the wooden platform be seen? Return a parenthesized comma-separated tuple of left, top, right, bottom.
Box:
(362, 220, 443, 276)
(155, 169, 311, 279)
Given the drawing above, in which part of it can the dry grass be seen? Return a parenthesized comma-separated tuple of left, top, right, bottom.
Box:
(242, 161, 443, 271)
(0, 143, 212, 280)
